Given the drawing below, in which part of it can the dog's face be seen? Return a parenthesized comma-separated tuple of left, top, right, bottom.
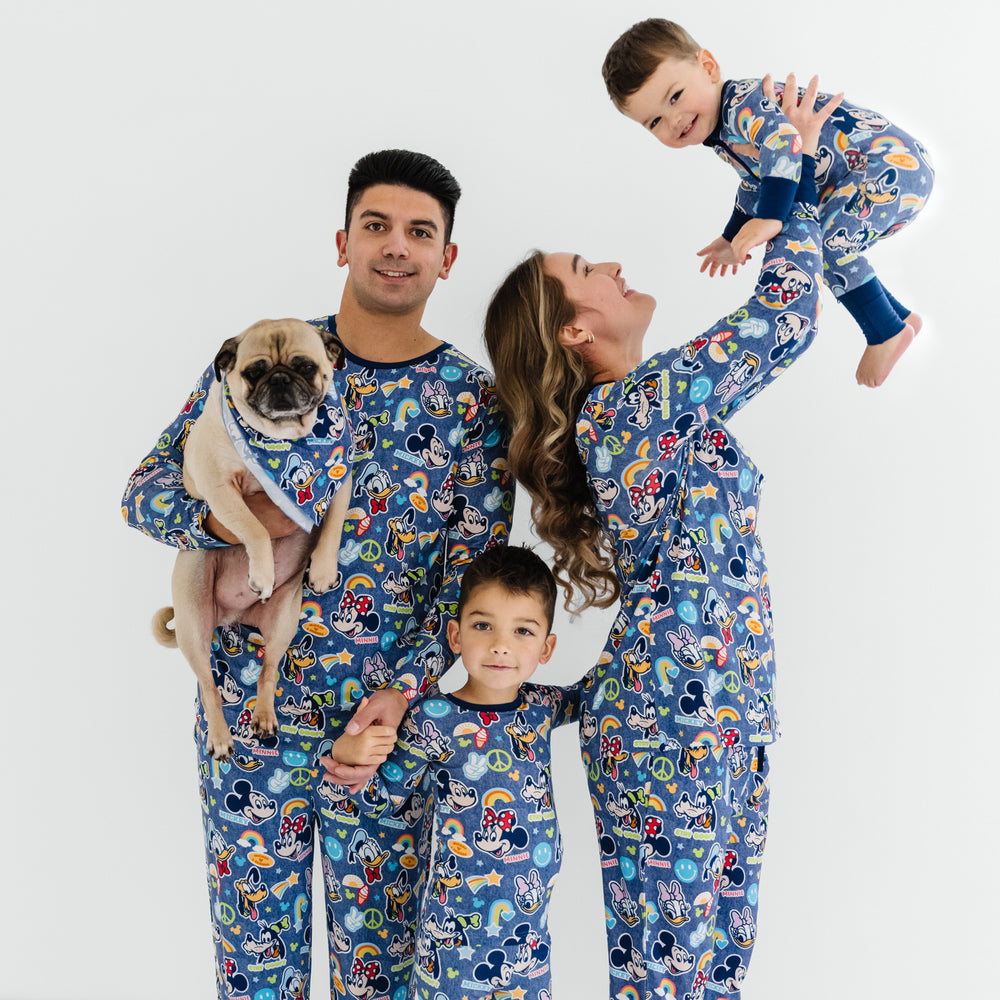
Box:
(214, 319, 343, 436)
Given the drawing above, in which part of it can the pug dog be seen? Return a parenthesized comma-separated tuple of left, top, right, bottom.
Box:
(152, 318, 352, 760)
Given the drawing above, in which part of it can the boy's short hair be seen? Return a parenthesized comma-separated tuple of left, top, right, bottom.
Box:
(602, 18, 702, 110)
(345, 148, 462, 243)
(457, 545, 557, 632)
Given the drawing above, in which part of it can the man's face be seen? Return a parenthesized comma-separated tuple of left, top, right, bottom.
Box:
(336, 183, 457, 317)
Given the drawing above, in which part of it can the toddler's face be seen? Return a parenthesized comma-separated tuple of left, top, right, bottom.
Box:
(623, 50, 722, 149)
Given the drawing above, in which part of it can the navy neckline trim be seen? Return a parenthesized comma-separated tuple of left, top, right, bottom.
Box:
(446, 691, 524, 712)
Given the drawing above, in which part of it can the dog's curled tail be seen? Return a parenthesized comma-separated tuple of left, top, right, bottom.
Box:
(152, 607, 178, 648)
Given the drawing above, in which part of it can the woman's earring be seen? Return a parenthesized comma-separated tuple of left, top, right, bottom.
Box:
(587, 333, 594, 344)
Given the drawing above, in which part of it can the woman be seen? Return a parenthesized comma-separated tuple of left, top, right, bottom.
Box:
(484, 78, 838, 999)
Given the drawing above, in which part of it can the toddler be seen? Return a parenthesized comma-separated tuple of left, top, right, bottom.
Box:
(603, 18, 934, 387)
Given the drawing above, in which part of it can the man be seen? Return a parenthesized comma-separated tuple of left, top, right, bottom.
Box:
(122, 149, 513, 998)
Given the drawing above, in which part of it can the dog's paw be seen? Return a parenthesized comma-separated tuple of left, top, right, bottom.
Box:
(206, 728, 235, 762)
(248, 574, 275, 603)
(251, 705, 279, 738)
(307, 564, 339, 594)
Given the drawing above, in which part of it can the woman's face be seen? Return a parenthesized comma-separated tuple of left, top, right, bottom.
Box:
(544, 253, 656, 348)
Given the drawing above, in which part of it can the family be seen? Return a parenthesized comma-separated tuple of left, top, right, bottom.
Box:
(122, 18, 933, 1000)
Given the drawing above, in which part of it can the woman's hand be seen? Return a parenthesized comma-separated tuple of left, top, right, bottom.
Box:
(762, 73, 843, 157)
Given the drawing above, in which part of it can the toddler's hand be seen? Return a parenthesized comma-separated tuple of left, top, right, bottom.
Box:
(761, 72, 843, 157)
(330, 727, 398, 767)
(730, 217, 783, 264)
(696, 236, 742, 277)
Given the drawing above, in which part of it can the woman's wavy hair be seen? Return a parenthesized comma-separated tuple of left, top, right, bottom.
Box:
(483, 252, 620, 613)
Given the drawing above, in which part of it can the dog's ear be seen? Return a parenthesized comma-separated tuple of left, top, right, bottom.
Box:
(213, 336, 242, 381)
(320, 329, 346, 369)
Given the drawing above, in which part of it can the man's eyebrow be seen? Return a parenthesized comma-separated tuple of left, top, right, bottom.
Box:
(571, 253, 580, 274)
(358, 209, 438, 232)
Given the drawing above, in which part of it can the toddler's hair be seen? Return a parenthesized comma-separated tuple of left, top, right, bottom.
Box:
(457, 545, 557, 632)
(603, 18, 702, 110)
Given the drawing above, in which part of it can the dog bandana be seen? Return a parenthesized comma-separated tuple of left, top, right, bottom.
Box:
(220, 376, 352, 532)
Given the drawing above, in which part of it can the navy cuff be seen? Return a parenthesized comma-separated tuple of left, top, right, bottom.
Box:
(794, 155, 818, 208)
(722, 208, 753, 243)
(756, 176, 798, 221)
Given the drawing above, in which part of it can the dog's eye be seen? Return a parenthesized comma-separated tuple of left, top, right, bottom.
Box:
(242, 360, 268, 385)
(290, 357, 318, 377)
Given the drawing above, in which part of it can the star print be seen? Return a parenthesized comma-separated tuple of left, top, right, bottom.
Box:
(485, 923, 502, 937)
(510, 989, 527, 1000)
(335, 650, 353, 665)
(458, 945, 474, 961)
(486, 869, 502, 886)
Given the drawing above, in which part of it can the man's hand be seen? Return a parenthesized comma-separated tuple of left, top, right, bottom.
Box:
(321, 689, 409, 792)
(696, 236, 743, 277)
(730, 217, 784, 264)
(205, 493, 300, 543)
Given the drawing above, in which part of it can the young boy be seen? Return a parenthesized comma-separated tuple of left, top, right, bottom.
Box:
(329, 545, 581, 999)
(602, 18, 935, 387)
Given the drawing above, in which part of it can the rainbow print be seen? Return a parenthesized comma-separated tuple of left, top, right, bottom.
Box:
(282, 799, 309, 816)
(606, 513, 628, 532)
(394, 399, 420, 425)
(646, 795, 666, 811)
(440, 818, 465, 839)
(488, 899, 514, 927)
(482, 788, 514, 809)
(393, 833, 416, 854)
(694, 730, 719, 748)
(406, 470, 430, 492)
(293, 893, 309, 931)
(616, 986, 643, 1000)
(238, 830, 266, 850)
(634, 596, 655, 619)
(300, 600, 323, 620)
(710, 513, 732, 546)
(716, 707, 740, 725)
(466, 874, 493, 894)
(355, 943, 380, 960)
(622, 459, 651, 486)
(340, 678, 363, 708)
(344, 574, 375, 591)
(636, 438, 652, 460)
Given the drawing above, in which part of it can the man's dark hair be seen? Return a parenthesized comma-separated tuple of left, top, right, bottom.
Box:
(456, 545, 557, 631)
(345, 149, 461, 243)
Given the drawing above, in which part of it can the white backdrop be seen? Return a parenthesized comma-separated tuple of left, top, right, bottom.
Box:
(4, 2, 996, 998)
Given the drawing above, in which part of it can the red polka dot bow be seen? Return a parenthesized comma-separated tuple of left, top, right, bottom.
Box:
(628, 471, 662, 505)
(340, 592, 373, 614)
(482, 808, 515, 831)
(601, 734, 624, 757)
(703, 428, 727, 449)
(644, 816, 663, 837)
(352, 958, 379, 978)
(279, 815, 308, 836)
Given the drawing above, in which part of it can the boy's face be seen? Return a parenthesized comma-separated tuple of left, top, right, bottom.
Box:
(336, 183, 457, 317)
(447, 583, 556, 701)
(622, 50, 722, 149)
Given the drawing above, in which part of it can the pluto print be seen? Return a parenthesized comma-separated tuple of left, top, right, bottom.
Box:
(362, 683, 580, 1000)
(576, 193, 823, 998)
(122, 321, 514, 1000)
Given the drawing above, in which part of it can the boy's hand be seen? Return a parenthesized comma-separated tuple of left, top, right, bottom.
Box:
(696, 236, 742, 277)
(328, 727, 398, 767)
(730, 218, 784, 264)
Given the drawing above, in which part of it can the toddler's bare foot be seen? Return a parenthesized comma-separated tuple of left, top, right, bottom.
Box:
(903, 310, 923, 336)
(856, 324, 916, 387)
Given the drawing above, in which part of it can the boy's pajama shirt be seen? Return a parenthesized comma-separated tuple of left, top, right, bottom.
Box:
(363, 682, 580, 999)
(575, 189, 823, 999)
(705, 78, 934, 344)
(122, 321, 514, 1000)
